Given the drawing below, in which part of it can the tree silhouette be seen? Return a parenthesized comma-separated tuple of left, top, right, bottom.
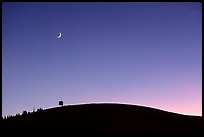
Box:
(59, 101, 63, 106)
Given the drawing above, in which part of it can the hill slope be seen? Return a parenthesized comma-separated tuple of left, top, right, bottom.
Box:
(2, 103, 202, 136)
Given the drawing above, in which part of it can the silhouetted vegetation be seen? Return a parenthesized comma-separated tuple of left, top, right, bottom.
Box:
(22, 110, 27, 115)
(59, 100, 63, 106)
(2, 103, 202, 136)
(37, 108, 43, 112)
(3, 107, 45, 120)
(15, 113, 20, 117)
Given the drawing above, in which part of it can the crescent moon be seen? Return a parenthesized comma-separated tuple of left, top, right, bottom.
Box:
(57, 33, 62, 38)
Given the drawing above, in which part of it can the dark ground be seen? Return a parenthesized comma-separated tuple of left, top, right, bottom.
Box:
(2, 103, 202, 136)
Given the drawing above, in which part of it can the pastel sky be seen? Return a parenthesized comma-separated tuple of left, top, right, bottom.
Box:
(2, 2, 202, 117)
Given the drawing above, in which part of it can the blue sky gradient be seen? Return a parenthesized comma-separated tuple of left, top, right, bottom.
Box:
(2, 2, 202, 116)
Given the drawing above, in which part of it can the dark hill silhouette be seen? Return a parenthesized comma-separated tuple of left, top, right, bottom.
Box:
(2, 103, 202, 136)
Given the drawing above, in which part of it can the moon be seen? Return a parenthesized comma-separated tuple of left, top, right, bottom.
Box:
(57, 33, 62, 39)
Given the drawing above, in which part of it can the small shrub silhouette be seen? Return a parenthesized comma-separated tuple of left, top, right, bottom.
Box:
(7, 115, 13, 119)
(15, 113, 20, 117)
(22, 110, 27, 115)
(37, 108, 43, 112)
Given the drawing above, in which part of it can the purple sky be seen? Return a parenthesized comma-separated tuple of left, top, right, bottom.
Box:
(2, 2, 202, 116)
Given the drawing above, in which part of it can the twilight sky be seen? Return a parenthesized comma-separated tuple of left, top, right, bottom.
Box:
(2, 2, 202, 116)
